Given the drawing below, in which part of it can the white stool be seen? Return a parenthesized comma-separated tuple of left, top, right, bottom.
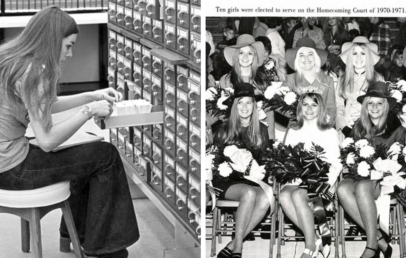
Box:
(0, 181, 84, 258)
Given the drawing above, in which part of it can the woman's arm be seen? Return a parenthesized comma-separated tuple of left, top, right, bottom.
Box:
(52, 88, 122, 113)
(324, 129, 343, 186)
(30, 100, 113, 152)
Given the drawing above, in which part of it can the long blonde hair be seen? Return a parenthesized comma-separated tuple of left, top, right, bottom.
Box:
(338, 44, 379, 99)
(292, 47, 326, 92)
(0, 6, 78, 132)
(353, 96, 390, 139)
(230, 46, 260, 87)
(223, 97, 263, 148)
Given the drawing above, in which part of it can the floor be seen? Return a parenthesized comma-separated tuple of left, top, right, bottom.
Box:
(0, 107, 178, 258)
(0, 198, 176, 258)
(205, 226, 403, 258)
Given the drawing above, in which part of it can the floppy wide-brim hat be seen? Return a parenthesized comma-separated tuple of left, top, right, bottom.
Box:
(286, 38, 328, 70)
(224, 34, 265, 66)
(339, 36, 380, 65)
(357, 81, 397, 110)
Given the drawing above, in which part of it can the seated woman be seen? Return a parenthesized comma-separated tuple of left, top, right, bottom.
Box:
(279, 92, 342, 258)
(212, 83, 274, 258)
(220, 34, 275, 139)
(337, 81, 402, 258)
(0, 7, 138, 258)
(282, 38, 336, 127)
(336, 36, 383, 143)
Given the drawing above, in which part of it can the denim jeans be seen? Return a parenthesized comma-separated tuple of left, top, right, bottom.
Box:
(0, 141, 140, 256)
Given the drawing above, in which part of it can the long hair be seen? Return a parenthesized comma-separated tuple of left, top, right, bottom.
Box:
(230, 45, 260, 87)
(291, 47, 327, 92)
(338, 44, 378, 99)
(222, 97, 263, 148)
(0, 6, 78, 132)
(291, 93, 331, 130)
(353, 96, 390, 139)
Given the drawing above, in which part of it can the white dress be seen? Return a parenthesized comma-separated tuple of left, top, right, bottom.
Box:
(284, 125, 343, 187)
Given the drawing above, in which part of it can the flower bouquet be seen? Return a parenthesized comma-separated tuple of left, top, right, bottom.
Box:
(205, 87, 233, 118)
(389, 80, 406, 125)
(264, 140, 334, 246)
(264, 140, 330, 188)
(207, 143, 266, 182)
(340, 138, 406, 192)
(262, 83, 299, 119)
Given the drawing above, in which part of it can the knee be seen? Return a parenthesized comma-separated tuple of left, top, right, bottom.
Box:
(337, 180, 353, 200)
(241, 187, 257, 202)
(279, 189, 291, 206)
(257, 191, 271, 210)
(291, 188, 307, 203)
(355, 180, 374, 196)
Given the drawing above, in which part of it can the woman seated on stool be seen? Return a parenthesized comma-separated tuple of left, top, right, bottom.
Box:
(212, 83, 274, 258)
(337, 81, 402, 258)
(280, 92, 342, 258)
(0, 6, 139, 258)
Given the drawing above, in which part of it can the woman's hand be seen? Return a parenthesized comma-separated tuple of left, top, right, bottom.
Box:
(88, 100, 114, 118)
(93, 88, 123, 102)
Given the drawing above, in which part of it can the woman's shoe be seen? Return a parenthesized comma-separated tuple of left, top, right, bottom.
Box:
(302, 248, 315, 258)
(230, 253, 242, 258)
(377, 233, 393, 258)
(315, 239, 330, 258)
(217, 246, 232, 258)
(59, 231, 84, 252)
(360, 247, 379, 258)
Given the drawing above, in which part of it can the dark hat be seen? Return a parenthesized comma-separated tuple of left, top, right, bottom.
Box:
(357, 81, 397, 110)
(232, 83, 265, 101)
(286, 38, 328, 70)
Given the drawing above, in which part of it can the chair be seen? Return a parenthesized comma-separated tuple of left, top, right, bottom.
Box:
(209, 199, 277, 258)
(275, 181, 340, 258)
(0, 181, 84, 258)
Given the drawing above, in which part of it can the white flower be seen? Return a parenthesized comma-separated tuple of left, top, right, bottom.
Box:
(218, 162, 233, 177)
(359, 145, 375, 158)
(284, 91, 297, 105)
(388, 142, 402, 156)
(341, 138, 354, 148)
(346, 152, 356, 165)
(391, 90, 403, 102)
(357, 161, 371, 177)
(264, 85, 278, 100)
(217, 91, 229, 110)
(397, 79, 406, 92)
(265, 59, 275, 69)
(277, 86, 290, 95)
(205, 87, 217, 101)
(224, 87, 234, 95)
(355, 139, 369, 149)
(224, 145, 239, 158)
(391, 154, 399, 161)
(257, 101, 263, 109)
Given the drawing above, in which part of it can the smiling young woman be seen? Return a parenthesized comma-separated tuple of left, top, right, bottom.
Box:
(337, 81, 401, 258)
(280, 92, 342, 258)
(335, 36, 383, 142)
(281, 38, 336, 126)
